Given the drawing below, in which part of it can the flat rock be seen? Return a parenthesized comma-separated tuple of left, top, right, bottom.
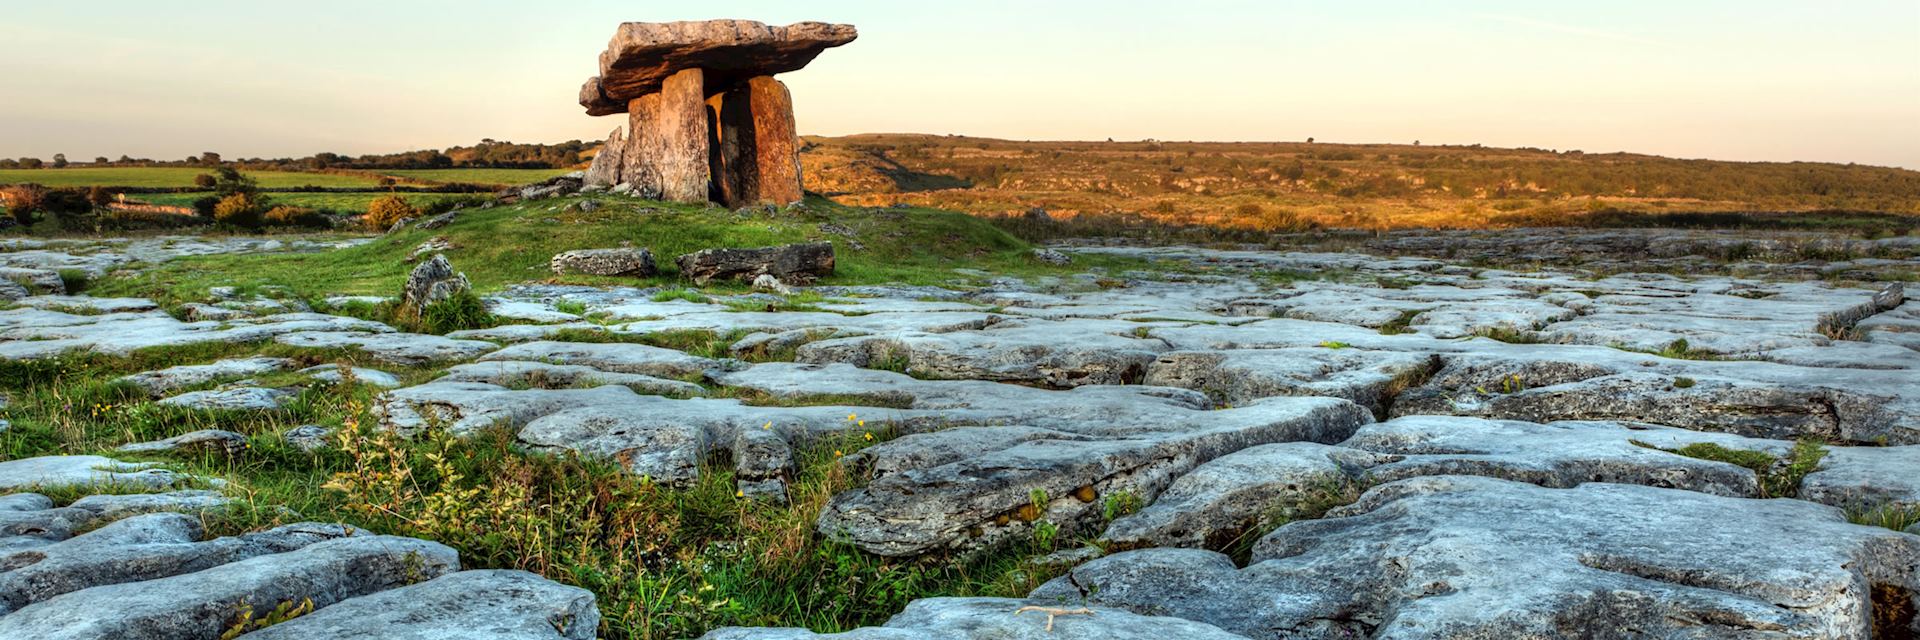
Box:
(1035, 475, 1920, 639)
(441, 360, 705, 396)
(296, 364, 405, 388)
(550, 248, 656, 277)
(582, 20, 858, 115)
(236, 569, 598, 640)
(66, 490, 234, 520)
(0, 456, 205, 492)
(674, 242, 836, 286)
(479, 340, 729, 379)
(157, 387, 291, 411)
(700, 597, 1251, 640)
(0, 534, 459, 640)
(1144, 348, 1435, 413)
(797, 319, 1166, 387)
(115, 429, 251, 455)
(1800, 445, 1920, 513)
(116, 357, 298, 397)
(274, 331, 498, 366)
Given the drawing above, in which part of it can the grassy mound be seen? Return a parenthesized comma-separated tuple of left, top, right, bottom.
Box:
(94, 195, 1127, 305)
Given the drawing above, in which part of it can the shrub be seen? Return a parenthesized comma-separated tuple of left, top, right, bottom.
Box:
(191, 196, 221, 219)
(263, 206, 330, 229)
(364, 196, 416, 230)
(0, 184, 46, 225)
(213, 193, 266, 229)
(193, 174, 217, 189)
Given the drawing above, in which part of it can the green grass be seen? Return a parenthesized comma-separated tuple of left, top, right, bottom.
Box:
(0, 344, 1068, 639)
(378, 168, 572, 187)
(136, 191, 478, 213)
(1633, 439, 1827, 498)
(0, 167, 380, 189)
(91, 195, 1141, 305)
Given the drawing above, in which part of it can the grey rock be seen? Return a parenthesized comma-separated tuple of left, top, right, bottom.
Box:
(400, 253, 471, 314)
(441, 360, 705, 396)
(675, 242, 835, 285)
(177, 302, 253, 322)
(0, 534, 458, 640)
(817, 396, 1370, 556)
(0, 266, 64, 295)
(157, 387, 291, 412)
(752, 273, 796, 295)
(797, 319, 1164, 388)
(274, 331, 498, 366)
(236, 569, 598, 640)
(0, 456, 205, 492)
(67, 490, 234, 520)
(700, 597, 1251, 640)
(1032, 248, 1072, 265)
(1144, 348, 1435, 414)
(1799, 445, 1920, 514)
(1036, 476, 1920, 639)
(550, 248, 657, 277)
(115, 429, 251, 455)
(283, 425, 336, 452)
(479, 340, 730, 380)
(296, 364, 404, 388)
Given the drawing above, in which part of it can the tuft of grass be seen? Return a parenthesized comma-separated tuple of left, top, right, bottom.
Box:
(1217, 476, 1363, 566)
(1635, 439, 1827, 498)
(651, 288, 712, 304)
(1472, 327, 1542, 344)
(57, 269, 91, 294)
(1317, 340, 1350, 349)
(1378, 310, 1421, 335)
(552, 300, 588, 316)
(414, 291, 495, 335)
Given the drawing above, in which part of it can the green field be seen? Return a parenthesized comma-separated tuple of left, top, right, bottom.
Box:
(0, 167, 381, 188)
(380, 168, 571, 186)
(136, 191, 481, 212)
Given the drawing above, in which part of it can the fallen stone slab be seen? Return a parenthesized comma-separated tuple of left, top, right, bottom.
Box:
(580, 20, 858, 115)
(116, 429, 251, 455)
(0, 456, 207, 492)
(376, 382, 647, 437)
(700, 597, 1251, 640)
(1035, 476, 1920, 639)
(550, 247, 656, 277)
(235, 569, 599, 640)
(675, 242, 834, 285)
(115, 358, 297, 397)
(479, 340, 731, 380)
(441, 360, 706, 396)
(0, 533, 458, 640)
(157, 387, 291, 412)
(274, 330, 499, 366)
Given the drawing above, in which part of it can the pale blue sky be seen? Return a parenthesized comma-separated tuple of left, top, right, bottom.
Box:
(3, 1, 1916, 167)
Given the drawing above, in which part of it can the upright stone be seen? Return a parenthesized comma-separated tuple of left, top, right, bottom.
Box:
(623, 95, 661, 197)
(718, 76, 804, 207)
(631, 68, 709, 204)
(583, 126, 625, 188)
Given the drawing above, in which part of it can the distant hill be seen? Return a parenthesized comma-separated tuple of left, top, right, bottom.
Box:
(796, 134, 1920, 230)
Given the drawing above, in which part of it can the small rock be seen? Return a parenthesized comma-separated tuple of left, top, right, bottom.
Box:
(406, 237, 455, 262)
(576, 200, 599, 213)
(415, 211, 458, 231)
(176, 303, 251, 322)
(550, 248, 656, 277)
(283, 425, 336, 452)
(116, 430, 250, 456)
(751, 274, 796, 295)
(297, 364, 405, 388)
(1033, 248, 1073, 265)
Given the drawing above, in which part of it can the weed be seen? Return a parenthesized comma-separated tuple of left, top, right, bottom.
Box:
(1634, 439, 1827, 498)
(1318, 340, 1350, 349)
(57, 268, 90, 294)
(415, 291, 495, 335)
(1672, 376, 1696, 389)
(553, 300, 588, 316)
(1378, 310, 1421, 335)
(1472, 327, 1542, 344)
(1101, 490, 1144, 521)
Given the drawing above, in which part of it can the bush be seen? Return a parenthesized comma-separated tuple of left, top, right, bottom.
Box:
(0, 184, 46, 226)
(193, 174, 217, 189)
(263, 206, 330, 229)
(213, 193, 266, 229)
(190, 196, 221, 219)
(416, 290, 494, 334)
(364, 196, 416, 230)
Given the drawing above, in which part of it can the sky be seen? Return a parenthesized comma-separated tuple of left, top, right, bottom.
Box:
(2, 1, 1916, 168)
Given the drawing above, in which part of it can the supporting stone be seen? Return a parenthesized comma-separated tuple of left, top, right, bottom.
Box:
(627, 68, 709, 203)
(622, 95, 661, 197)
(717, 76, 804, 207)
(582, 126, 624, 188)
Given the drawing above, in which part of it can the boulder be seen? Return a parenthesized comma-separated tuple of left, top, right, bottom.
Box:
(400, 253, 470, 314)
(549, 248, 657, 277)
(675, 242, 834, 285)
(583, 127, 626, 188)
